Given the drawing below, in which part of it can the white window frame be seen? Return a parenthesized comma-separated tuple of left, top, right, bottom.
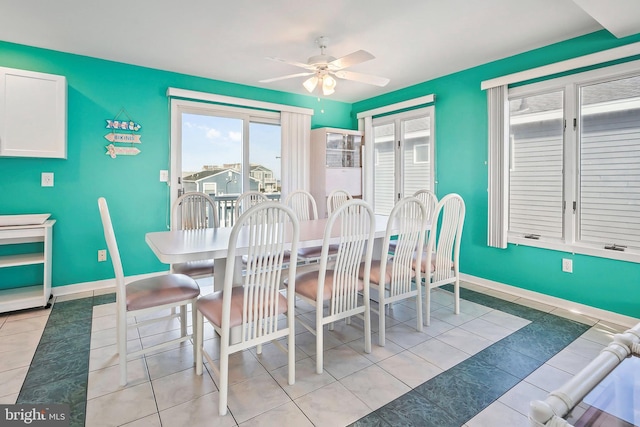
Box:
(506, 59, 640, 263)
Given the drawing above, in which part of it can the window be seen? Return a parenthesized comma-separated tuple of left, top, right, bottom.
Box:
(372, 107, 435, 215)
(506, 62, 640, 260)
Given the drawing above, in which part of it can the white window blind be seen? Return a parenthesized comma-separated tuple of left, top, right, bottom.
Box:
(578, 75, 640, 249)
(508, 91, 564, 240)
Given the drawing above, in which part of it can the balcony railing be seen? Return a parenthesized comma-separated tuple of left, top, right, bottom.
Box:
(212, 193, 281, 227)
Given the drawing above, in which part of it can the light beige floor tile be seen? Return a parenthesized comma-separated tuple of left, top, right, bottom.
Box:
(459, 317, 514, 342)
(145, 345, 196, 380)
(208, 350, 271, 388)
(322, 344, 373, 380)
(513, 298, 555, 313)
(89, 327, 139, 350)
(383, 301, 418, 323)
(152, 367, 217, 411)
(546, 349, 593, 375)
(429, 289, 456, 307)
(482, 288, 520, 302)
(249, 339, 305, 372)
(377, 350, 443, 388)
(159, 391, 236, 427)
(341, 364, 411, 410)
(55, 291, 93, 302)
(580, 322, 625, 346)
(93, 287, 116, 297)
(271, 356, 336, 400)
(563, 337, 605, 360)
(0, 348, 36, 372)
(5, 307, 50, 322)
(294, 381, 370, 427)
(498, 380, 548, 416)
(226, 372, 291, 424)
(459, 299, 494, 317)
(239, 401, 314, 427)
(429, 306, 478, 326)
(0, 329, 41, 355)
(0, 315, 48, 336)
(549, 307, 598, 326)
(85, 382, 157, 427)
(467, 401, 529, 427)
(480, 310, 531, 331)
(525, 364, 575, 393)
(346, 332, 404, 363)
(0, 366, 29, 398)
(383, 322, 432, 349)
(421, 316, 456, 337)
(409, 337, 470, 371)
(139, 329, 192, 356)
(120, 413, 162, 427)
(87, 358, 149, 400)
(88, 339, 143, 372)
(433, 327, 493, 355)
(91, 314, 117, 332)
(294, 330, 343, 356)
(0, 393, 18, 404)
(92, 302, 116, 318)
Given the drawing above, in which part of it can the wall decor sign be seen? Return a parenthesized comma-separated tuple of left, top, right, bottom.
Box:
(105, 144, 141, 158)
(103, 108, 142, 158)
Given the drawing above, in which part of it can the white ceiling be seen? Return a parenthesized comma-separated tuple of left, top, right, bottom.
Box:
(0, 0, 636, 103)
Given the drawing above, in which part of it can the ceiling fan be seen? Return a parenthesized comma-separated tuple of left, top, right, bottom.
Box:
(259, 36, 390, 96)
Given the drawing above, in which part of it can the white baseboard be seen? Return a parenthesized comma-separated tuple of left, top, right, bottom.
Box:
(460, 273, 639, 328)
(52, 271, 168, 297)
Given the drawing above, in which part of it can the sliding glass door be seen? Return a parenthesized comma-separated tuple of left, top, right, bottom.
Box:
(171, 100, 281, 225)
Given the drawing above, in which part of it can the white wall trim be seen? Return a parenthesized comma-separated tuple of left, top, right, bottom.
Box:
(356, 94, 435, 119)
(481, 41, 640, 90)
(52, 271, 167, 297)
(166, 87, 314, 116)
(460, 273, 639, 328)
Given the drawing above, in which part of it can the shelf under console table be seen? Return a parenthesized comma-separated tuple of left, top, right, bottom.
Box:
(0, 219, 55, 313)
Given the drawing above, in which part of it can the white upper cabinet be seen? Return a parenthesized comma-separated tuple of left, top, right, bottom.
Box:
(0, 67, 67, 158)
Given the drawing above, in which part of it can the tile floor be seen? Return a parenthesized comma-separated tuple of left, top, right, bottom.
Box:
(0, 281, 631, 427)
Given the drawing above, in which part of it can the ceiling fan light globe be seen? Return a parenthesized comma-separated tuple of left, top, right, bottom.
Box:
(322, 75, 336, 95)
(303, 76, 318, 93)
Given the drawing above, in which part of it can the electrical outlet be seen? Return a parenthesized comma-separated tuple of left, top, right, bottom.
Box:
(98, 249, 107, 262)
(562, 258, 573, 273)
(41, 172, 54, 187)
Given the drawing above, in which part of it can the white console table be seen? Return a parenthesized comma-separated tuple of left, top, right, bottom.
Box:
(0, 220, 55, 313)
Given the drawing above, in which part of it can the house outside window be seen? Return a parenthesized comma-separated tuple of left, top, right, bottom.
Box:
(507, 62, 640, 259)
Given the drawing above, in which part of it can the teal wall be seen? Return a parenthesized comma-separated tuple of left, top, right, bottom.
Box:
(353, 30, 640, 318)
(2, 30, 639, 318)
(0, 41, 352, 290)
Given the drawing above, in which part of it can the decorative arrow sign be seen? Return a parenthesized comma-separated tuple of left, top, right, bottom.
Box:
(105, 144, 141, 158)
(106, 120, 142, 131)
(104, 133, 141, 143)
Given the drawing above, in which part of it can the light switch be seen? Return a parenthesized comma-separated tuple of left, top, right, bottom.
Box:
(41, 172, 54, 187)
(160, 170, 169, 182)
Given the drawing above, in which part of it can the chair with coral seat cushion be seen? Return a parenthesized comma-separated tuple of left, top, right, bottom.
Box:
(98, 197, 200, 386)
(194, 202, 299, 416)
(291, 199, 374, 374)
(359, 196, 426, 346)
(170, 192, 219, 281)
(420, 193, 465, 325)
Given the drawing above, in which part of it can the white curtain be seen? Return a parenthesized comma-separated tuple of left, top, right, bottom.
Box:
(280, 111, 312, 199)
(487, 85, 509, 249)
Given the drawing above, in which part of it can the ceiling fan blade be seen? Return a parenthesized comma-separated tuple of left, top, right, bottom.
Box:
(259, 72, 315, 83)
(328, 50, 375, 70)
(334, 70, 390, 87)
(265, 57, 316, 70)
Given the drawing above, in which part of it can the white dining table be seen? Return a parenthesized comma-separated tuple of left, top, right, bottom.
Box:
(145, 214, 392, 290)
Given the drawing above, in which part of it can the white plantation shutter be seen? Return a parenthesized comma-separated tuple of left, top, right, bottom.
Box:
(578, 76, 640, 249)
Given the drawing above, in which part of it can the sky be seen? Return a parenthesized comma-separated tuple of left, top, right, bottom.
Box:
(181, 113, 281, 179)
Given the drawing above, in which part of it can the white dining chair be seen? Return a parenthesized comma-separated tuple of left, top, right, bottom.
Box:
(413, 189, 438, 222)
(326, 188, 352, 216)
(98, 197, 200, 386)
(414, 193, 466, 325)
(284, 190, 339, 265)
(234, 190, 268, 221)
(362, 196, 427, 346)
(171, 192, 218, 281)
(195, 202, 300, 416)
(292, 199, 374, 374)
